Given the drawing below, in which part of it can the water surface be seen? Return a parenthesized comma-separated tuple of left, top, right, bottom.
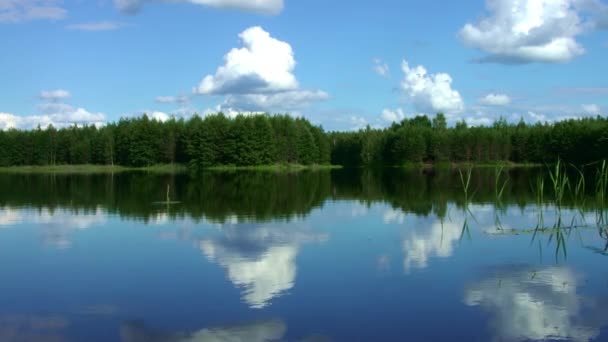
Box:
(1, 169, 607, 341)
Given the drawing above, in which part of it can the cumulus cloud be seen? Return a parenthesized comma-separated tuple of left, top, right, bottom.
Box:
(400, 60, 464, 114)
(582, 103, 601, 114)
(196, 26, 297, 95)
(381, 108, 405, 123)
(115, 0, 284, 15)
(460, 99, 608, 127)
(0, 111, 105, 131)
(148, 111, 170, 122)
(40, 89, 71, 101)
(0, 90, 105, 130)
(373, 58, 390, 77)
(195, 26, 328, 113)
(479, 93, 512, 106)
(349, 116, 369, 130)
(459, 0, 608, 63)
(0, 0, 67, 23)
(465, 266, 607, 341)
(66, 21, 125, 31)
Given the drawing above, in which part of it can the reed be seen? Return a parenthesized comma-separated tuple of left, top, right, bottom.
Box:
(494, 165, 509, 230)
(458, 167, 474, 240)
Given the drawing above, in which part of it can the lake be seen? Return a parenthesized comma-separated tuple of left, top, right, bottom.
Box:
(1, 168, 608, 341)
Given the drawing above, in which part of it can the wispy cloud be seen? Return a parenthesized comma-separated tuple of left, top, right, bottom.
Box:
(114, 0, 284, 15)
(66, 21, 125, 31)
(0, 0, 67, 23)
(373, 58, 390, 77)
(40, 89, 71, 101)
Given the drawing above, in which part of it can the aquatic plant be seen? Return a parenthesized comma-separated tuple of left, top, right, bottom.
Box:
(458, 167, 474, 240)
(494, 165, 509, 230)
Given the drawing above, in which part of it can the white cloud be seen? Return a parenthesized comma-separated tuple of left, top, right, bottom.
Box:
(401, 60, 464, 114)
(458, 0, 608, 63)
(38, 102, 106, 126)
(149, 111, 170, 122)
(195, 26, 328, 113)
(40, 89, 71, 101)
(155, 95, 189, 104)
(0, 0, 67, 23)
(479, 93, 512, 106)
(460, 99, 607, 126)
(373, 58, 390, 77)
(582, 103, 601, 114)
(381, 108, 405, 123)
(115, 0, 283, 15)
(527, 111, 549, 122)
(349, 116, 369, 130)
(465, 266, 602, 341)
(0, 91, 105, 130)
(66, 21, 125, 31)
(221, 90, 329, 113)
(196, 26, 297, 95)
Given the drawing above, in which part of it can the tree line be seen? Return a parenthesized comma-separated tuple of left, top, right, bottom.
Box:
(331, 113, 608, 166)
(0, 112, 607, 168)
(0, 114, 330, 169)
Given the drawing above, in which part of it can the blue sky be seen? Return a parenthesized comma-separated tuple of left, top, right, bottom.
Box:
(1, 0, 607, 130)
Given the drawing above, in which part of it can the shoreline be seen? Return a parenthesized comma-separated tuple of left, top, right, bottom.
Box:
(0, 163, 341, 174)
(0, 162, 544, 174)
(0, 164, 187, 174)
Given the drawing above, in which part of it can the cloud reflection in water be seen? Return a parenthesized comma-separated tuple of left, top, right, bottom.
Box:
(198, 223, 328, 309)
(465, 266, 607, 342)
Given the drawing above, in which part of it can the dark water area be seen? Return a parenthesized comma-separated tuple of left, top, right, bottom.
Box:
(1, 168, 608, 341)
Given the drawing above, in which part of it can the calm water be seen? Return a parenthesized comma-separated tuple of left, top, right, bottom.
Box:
(1, 169, 608, 341)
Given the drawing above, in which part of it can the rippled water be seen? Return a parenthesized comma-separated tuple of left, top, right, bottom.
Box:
(1, 169, 607, 341)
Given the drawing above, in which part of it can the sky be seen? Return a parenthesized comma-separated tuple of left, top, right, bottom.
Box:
(0, 0, 607, 131)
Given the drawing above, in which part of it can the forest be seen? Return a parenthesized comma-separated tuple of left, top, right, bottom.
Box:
(331, 113, 608, 166)
(0, 112, 607, 169)
(0, 114, 330, 169)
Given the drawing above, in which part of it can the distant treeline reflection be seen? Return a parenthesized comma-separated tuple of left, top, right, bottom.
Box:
(0, 168, 605, 222)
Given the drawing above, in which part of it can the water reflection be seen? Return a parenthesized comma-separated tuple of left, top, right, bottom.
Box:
(1, 169, 608, 340)
(0, 206, 106, 249)
(120, 319, 287, 342)
(198, 223, 328, 309)
(0, 207, 21, 226)
(0, 168, 575, 222)
(402, 217, 463, 272)
(465, 266, 606, 341)
(0, 315, 69, 342)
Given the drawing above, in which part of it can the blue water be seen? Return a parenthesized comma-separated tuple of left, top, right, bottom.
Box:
(1, 171, 608, 341)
